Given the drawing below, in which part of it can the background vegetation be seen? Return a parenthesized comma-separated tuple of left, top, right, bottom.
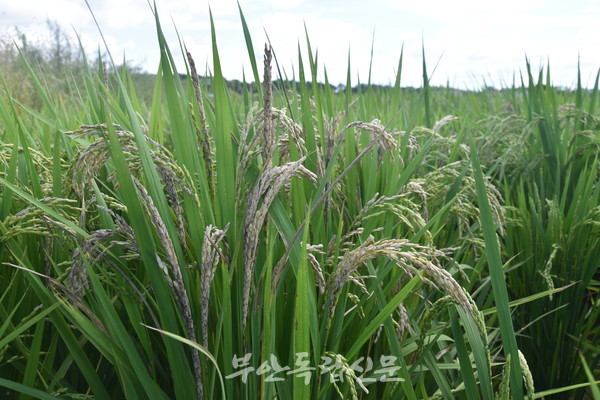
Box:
(0, 8, 598, 400)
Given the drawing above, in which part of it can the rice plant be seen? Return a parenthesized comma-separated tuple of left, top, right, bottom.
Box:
(0, 5, 598, 400)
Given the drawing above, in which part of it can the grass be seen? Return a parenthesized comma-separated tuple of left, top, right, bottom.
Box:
(0, 4, 598, 400)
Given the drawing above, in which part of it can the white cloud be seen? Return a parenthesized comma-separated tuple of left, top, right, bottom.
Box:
(0, 0, 598, 88)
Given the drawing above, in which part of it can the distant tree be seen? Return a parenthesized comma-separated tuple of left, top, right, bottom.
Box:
(0, 20, 150, 108)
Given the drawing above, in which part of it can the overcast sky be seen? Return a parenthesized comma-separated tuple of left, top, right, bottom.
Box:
(1, 0, 599, 88)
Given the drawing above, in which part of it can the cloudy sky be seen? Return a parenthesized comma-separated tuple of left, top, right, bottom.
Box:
(1, 0, 599, 88)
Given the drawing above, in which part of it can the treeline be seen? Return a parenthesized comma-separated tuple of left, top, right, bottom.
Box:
(0, 20, 145, 108)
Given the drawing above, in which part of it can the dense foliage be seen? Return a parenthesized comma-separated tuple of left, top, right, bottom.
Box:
(0, 8, 598, 400)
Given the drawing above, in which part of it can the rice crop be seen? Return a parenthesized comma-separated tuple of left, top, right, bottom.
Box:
(0, 5, 598, 400)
